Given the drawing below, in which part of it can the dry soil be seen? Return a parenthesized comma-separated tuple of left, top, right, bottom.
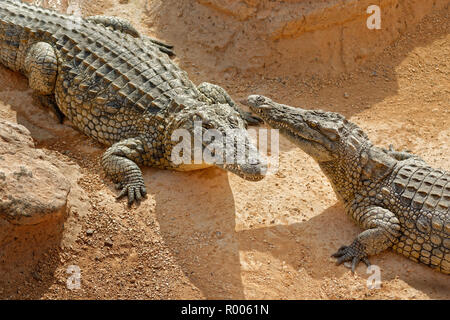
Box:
(0, 0, 448, 299)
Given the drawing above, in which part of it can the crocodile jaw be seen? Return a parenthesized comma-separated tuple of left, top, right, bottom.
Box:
(172, 151, 267, 181)
(166, 103, 267, 181)
(199, 133, 267, 181)
(247, 95, 335, 163)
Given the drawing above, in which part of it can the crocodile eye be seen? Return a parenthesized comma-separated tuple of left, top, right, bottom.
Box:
(257, 96, 265, 103)
(306, 120, 317, 128)
(229, 117, 239, 126)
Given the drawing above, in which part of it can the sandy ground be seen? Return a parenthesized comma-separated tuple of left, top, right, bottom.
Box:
(0, 0, 448, 299)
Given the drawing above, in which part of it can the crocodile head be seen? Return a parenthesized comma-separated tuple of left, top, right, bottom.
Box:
(165, 96, 267, 181)
(247, 95, 370, 162)
(246, 95, 384, 200)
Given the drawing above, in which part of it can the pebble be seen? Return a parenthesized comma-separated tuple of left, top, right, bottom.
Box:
(104, 238, 114, 247)
(31, 271, 42, 282)
(86, 229, 95, 236)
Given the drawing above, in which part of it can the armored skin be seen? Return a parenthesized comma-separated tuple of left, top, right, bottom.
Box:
(247, 95, 449, 274)
(0, 0, 266, 204)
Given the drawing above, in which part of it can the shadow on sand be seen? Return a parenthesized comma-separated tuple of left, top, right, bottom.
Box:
(152, 172, 450, 299)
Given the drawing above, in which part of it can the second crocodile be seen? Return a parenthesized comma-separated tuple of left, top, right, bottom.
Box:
(247, 94, 449, 274)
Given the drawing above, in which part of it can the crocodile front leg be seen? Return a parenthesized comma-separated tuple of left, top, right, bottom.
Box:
(101, 138, 148, 205)
(382, 144, 423, 162)
(198, 82, 262, 126)
(332, 206, 401, 272)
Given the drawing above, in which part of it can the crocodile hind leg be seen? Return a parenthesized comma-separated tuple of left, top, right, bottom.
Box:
(86, 15, 174, 56)
(23, 42, 64, 122)
(101, 138, 148, 205)
(198, 82, 262, 126)
(24, 42, 58, 95)
(332, 206, 401, 272)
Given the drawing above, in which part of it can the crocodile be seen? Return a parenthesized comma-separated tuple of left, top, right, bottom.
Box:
(0, 0, 266, 205)
(247, 95, 449, 274)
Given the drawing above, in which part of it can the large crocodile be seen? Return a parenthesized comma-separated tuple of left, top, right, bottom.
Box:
(247, 95, 449, 274)
(0, 0, 266, 205)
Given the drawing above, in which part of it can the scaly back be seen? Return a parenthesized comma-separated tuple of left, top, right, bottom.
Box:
(0, 0, 200, 116)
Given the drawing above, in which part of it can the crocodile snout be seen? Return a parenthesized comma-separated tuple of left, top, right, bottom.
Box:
(247, 95, 271, 109)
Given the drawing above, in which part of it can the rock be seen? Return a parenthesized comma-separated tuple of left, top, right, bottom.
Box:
(0, 119, 70, 225)
(104, 238, 114, 247)
(86, 229, 95, 236)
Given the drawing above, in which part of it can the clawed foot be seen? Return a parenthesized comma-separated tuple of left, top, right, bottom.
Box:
(115, 181, 147, 206)
(382, 144, 417, 161)
(143, 36, 175, 57)
(387, 144, 412, 154)
(332, 241, 371, 273)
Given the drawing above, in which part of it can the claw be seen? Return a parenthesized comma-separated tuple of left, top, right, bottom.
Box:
(116, 187, 128, 199)
(115, 183, 147, 205)
(127, 187, 135, 206)
(332, 242, 368, 273)
(331, 245, 348, 257)
(351, 257, 359, 273)
(140, 186, 147, 197)
(158, 46, 175, 57)
(362, 257, 371, 267)
(134, 188, 142, 202)
(336, 254, 351, 266)
(143, 36, 175, 56)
